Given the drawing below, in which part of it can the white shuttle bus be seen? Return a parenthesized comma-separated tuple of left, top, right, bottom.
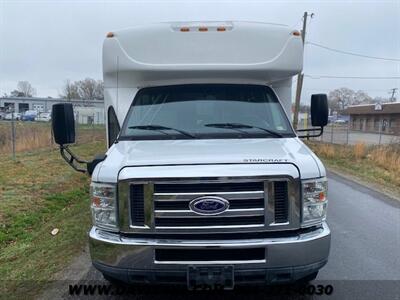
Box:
(52, 21, 330, 289)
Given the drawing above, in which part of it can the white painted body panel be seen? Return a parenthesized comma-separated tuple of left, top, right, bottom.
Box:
(90, 22, 329, 277)
(93, 138, 325, 183)
(97, 21, 325, 185)
(102, 21, 303, 129)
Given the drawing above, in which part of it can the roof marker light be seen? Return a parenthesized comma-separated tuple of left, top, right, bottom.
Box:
(292, 30, 301, 36)
(198, 27, 208, 32)
(180, 27, 190, 32)
(217, 27, 226, 32)
(106, 32, 115, 38)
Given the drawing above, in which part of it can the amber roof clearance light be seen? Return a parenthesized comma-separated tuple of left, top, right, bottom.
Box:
(106, 32, 115, 38)
(292, 30, 301, 37)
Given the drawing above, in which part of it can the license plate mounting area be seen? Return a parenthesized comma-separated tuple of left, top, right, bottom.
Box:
(187, 265, 234, 291)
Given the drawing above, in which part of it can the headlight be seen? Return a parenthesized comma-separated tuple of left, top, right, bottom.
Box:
(90, 182, 118, 231)
(302, 177, 328, 227)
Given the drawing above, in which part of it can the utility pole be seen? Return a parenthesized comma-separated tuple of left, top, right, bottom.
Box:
(293, 12, 313, 130)
(11, 108, 16, 161)
(389, 88, 398, 102)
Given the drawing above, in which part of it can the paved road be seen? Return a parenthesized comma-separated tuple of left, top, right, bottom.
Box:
(46, 171, 400, 299)
(319, 172, 400, 281)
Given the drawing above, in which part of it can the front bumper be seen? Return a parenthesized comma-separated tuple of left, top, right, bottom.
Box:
(89, 222, 331, 285)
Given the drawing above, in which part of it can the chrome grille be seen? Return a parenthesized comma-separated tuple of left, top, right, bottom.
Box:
(153, 181, 265, 229)
(130, 184, 145, 226)
(154, 182, 264, 193)
(274, 181, 289, 223)
(120, 175, 300, 234)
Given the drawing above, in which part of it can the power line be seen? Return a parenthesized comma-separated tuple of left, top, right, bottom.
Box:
(306, 41, 400, 62)
(305, 74, 400, 80)
(303, 88, 397, 92)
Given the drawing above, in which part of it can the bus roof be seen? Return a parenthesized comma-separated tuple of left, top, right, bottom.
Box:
(102, 21, 303, 88)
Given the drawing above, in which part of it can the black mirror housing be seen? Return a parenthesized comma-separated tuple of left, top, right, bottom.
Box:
(311, 94, 329, 127)
(52, 103, 76, 145)
(87, 154, 107, 175)
(52, 103, 103, 175)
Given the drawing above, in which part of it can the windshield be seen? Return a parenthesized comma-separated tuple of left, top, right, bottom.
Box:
(120, 84, 295, 140)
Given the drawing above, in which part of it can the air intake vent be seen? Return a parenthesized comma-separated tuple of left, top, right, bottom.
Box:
(130, 184, 145, 226)
(155, 216, 264, 227)
(274, 181, 288, 223)
(155, 248, 265, 262)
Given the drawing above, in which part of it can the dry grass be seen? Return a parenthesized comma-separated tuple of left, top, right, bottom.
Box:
(0, 122, 104, 155)
(0, 123, 51, 153)
(307, 141, 400, 194)
(353, 142, 366, 160)
(317, 143, 336, 159)
(368, 145, 400, 173)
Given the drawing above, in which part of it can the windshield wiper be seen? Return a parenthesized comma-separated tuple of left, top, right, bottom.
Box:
(128, 125, 196, 138)
(204, 123, 283, 138)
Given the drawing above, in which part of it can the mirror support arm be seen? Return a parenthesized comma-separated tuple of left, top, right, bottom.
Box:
(297, 126, 324, 138)
(60, 145, 88, 173)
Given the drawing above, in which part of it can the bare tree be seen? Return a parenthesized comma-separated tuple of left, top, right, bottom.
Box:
(94, 80, 104, 100)
(77, 78, 104, 100)
(354, 90, 373, 104)
(328, 88, 380, 111)
(77, 78, 96, 100)
(372, 96, 389, 104)
(59, 78, 104, 100)
(10, 90, 24, 97)
(60, 79, 80, 100)
(10, 81, 36, 97)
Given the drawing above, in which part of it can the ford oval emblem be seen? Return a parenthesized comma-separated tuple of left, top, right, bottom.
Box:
(189, 196, 230, 215)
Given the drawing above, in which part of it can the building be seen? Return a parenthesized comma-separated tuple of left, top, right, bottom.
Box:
(346, 102, 400, 135)
(0, 96, 104, 113)
(0, 96, 105, 124)
(75, 107, 105, 125)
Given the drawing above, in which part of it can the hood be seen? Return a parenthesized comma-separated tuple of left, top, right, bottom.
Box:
(93, 138, 325, 182)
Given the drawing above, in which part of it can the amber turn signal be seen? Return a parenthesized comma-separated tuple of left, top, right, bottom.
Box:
(292, 30, 301, 36)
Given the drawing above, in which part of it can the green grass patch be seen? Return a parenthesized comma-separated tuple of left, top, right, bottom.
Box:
(0, 140, 105, 298)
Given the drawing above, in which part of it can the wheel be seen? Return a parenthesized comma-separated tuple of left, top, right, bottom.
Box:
(297, 271, 318, 284)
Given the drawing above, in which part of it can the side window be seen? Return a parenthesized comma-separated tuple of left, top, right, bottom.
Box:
(108, 106, 120, 147)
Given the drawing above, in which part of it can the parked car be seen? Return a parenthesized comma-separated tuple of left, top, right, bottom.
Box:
(4, 112, 21, 120)
(334, 119, 348, 124)
(36, 112, 51, 122)
(21, 110, 38, 121)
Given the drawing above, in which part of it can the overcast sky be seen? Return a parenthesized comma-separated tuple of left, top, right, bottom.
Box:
(1, 0, 399, 103)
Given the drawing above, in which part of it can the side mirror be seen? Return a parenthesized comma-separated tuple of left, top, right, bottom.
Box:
(297, 94, 329, 138)
(52, 103, 75, 145)
(310, 94, 328, 127)
(51, 103, 106, 175)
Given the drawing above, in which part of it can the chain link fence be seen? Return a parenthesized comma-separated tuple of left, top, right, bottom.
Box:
(308, 123, 400, 145)
(0, 118, 105, 160)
